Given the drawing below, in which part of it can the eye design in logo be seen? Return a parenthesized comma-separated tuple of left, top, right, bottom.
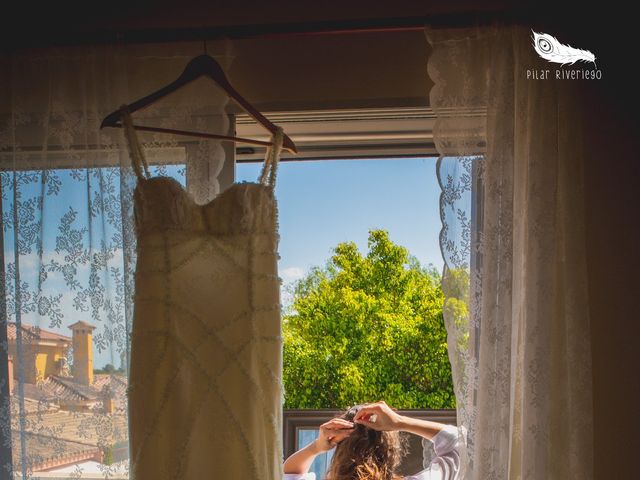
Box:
(536, 36, 553, 54)
(532, 30, 596, 66)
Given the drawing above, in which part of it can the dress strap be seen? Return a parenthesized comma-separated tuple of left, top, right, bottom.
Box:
(258, 126, 284, 190)
(121, 105, 151, 182)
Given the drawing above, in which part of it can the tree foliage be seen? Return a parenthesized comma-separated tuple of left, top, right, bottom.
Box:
(93, 363, 125, 375)
(283, 230, 455, 409)
(442, 267, 471, 352)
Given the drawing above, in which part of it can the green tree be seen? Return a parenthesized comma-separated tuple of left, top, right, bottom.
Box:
(283, 229, 455, 409)
(442, 267, 470, 352)
(94, 363, 117, 375)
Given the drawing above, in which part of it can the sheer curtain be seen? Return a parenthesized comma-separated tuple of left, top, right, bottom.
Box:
(427, 25, 593, 479)
(0, 41, 233, 478)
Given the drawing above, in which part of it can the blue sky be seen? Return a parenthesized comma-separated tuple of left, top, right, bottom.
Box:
(237, 156, 443, 293)
(6, 156, 443, 369)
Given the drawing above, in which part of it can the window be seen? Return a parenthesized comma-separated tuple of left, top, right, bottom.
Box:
(1, 107, 469, 479)
(236, 108, 462, 479)
(0, 158, 188, 476)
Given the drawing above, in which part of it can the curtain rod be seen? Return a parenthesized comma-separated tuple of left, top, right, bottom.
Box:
(6, 10, 557, 50)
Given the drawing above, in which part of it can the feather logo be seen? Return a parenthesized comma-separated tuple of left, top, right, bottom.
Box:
(532, 30, 596, 67)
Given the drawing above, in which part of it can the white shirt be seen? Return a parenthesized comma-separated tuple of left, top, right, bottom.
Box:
(284, 424, 465, 480)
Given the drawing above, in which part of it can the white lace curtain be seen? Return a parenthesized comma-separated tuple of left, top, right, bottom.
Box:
(0, 41, 233, 478)
(428, 25, 593, 479)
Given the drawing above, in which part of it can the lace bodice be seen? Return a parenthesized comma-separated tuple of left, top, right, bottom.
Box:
(133, 177, 278, 234)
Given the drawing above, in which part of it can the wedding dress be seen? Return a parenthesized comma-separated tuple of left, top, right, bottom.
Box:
(123, 109, 285, 480)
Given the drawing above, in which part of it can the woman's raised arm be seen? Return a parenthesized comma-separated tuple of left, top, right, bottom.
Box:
(283, 418, 354, 474)
(352, 400, 446, 441)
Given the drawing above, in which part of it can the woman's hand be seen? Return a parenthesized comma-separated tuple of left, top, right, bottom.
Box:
(352, 401, 404, 432)
(284, 418, 353, 474)
(314, 418, 355, 452)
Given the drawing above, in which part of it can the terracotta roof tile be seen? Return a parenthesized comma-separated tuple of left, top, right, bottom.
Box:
(10, 407, 128, 471)
(6, 322, 71, 343)
(11, 430, 102, 472)
(93, 374, 129, 412)
(15, 374, 129, 413)
(10, 396, 60, 415)
(11, 409, 129, 448)
(44, 375, 101, 401)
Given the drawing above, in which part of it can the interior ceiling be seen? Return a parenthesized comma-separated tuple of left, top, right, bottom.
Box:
(2, 0, 565, 50)
(2, 2, 446, 113)
(47, 0, 508, 31)
(0, 0, 505, 112)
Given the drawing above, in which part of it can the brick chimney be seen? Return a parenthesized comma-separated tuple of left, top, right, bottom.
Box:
(102, 385, 116, 414)
(7, 354, 13, 395)
(68, 321, 96, 386)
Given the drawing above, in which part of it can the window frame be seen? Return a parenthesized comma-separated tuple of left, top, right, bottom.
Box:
(247, 107, 463, 468)
(234, 107, 438, 162)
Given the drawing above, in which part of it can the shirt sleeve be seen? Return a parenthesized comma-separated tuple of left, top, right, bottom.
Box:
(403, 425, 467, 480)
(283, 473, 316, 480)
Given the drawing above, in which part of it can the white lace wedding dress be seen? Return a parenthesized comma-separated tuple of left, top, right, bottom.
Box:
(123, 109, 285, 480)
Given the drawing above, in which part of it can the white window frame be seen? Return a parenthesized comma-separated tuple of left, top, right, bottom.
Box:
(234, 107, 437, 162)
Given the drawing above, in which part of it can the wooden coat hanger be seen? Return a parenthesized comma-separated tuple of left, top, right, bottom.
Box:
(100, 53, 297, 153)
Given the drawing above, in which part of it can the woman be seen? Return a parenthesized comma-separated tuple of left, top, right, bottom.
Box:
(283, 401, 465, 480)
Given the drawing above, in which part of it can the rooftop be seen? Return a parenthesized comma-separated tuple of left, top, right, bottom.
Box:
(6, 322, 72, 344)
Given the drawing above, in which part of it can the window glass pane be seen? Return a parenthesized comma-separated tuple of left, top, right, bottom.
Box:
(2, 161, 185, 478)
(237, 157, 455, 411)
(297, 428, 334, 479)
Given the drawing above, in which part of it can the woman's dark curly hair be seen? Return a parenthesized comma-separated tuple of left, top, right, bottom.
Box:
(325, 405, 407, 480)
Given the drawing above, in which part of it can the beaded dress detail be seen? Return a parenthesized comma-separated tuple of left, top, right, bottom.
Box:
(123, 109, 284, 480)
